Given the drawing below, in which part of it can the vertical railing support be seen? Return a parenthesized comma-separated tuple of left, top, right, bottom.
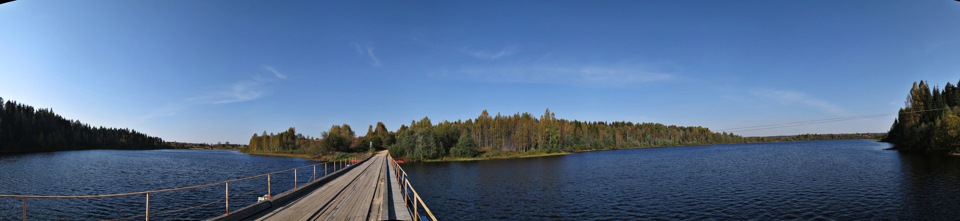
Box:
(225, 182, 230, 215)
(21, 197, 26, 221)
(267, 174, 271, 199)
(313, 165, 316, 181)
(294, 169, 298, 189)
(145, 193, 150, 221)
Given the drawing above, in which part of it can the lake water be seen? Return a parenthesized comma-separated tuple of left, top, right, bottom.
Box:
(2, 140, 959, 220)
(404, 140, 960, 220)
(0, 149, 328, 220)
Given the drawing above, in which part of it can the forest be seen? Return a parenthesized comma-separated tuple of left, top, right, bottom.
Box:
(247, 109, 804, 161)
(0, 97, 167, 153)
(883, 80, 960, 154)
(244, 123, 392, 155)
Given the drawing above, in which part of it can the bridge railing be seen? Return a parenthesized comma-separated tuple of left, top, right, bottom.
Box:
(0, 153, 372, 221)
(387, 155, 438, 221)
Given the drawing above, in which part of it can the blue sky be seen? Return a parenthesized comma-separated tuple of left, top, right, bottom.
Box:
(2, 1, 959, 143)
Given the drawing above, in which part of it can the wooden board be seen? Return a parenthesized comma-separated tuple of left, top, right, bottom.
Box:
(250, 151, 413, 221)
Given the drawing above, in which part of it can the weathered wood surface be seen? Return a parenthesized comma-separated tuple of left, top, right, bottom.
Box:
(251, 151, 412, 221)
(382, 157, 413, 221)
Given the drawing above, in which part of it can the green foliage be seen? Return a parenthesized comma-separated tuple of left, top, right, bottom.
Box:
(0, 97, 166, 153)
(247, 122, 396, 155)
(450, 130, 479, 158)
(248, 107, 884, 160)
(749, 133, 883, 142)
(884, 80, 960, 153)
(245, 127, 318, 153)
(388, 109, 748, 160)
(321, 124, 355, 152)
(356, 122, 394, 151)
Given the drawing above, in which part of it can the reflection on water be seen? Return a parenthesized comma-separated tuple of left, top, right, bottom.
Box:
(0, 149, 323, 220)
(897, 152, 960, 218)
(406, 140, 960, 220)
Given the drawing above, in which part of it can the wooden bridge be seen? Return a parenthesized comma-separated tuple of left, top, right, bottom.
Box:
(0, 151, 436, 221)
(226, 151, 426, 221)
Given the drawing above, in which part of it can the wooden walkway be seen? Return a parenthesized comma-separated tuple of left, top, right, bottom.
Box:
(250, 151, 412, 221)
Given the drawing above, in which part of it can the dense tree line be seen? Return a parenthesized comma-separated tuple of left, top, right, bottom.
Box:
(248, 109, 886, 161)
(389, 109, 748, 160)
(166, 141, 246, 150)
(243, 122, 394, 154)
(0, 97, 167, 153)
(750, 133, 884, 143)
(246, 127, 319, 153)
(883, 80, 960, 153)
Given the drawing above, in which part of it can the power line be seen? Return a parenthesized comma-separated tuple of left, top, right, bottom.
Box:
(718, 107, 950, 133)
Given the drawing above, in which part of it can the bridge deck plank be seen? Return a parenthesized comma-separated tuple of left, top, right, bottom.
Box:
(252, 151, 411, 221)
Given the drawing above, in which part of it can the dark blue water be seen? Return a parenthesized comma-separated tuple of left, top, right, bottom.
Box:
(0, 149, 337, 220)
(405, 140, 960, 220)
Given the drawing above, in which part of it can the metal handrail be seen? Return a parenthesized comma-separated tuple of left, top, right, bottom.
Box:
(388, 155, 437, 221)
(1, 153, 373, 221)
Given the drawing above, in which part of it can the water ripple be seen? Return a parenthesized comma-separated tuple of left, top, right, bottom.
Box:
(406, 140, 960, 220)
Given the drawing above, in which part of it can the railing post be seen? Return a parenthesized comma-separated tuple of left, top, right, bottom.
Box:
(294, 169, 298, 189)
(267, 174, 271, 199)
(21, 197, 26, 221)
(324, 163, 327, 177)
(145, 193, 150, 221)
(313, 165, 316, 181)
(414, 194, 419, 221)
(225, 182, 230, 215)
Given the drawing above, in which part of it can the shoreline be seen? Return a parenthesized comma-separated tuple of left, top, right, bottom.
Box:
(243, 151, 316, 160)
(241, 151, 370, 162)
(423, 152, 572, 162)
(239, 138, 892, 163)
(418, 138, 891, 163)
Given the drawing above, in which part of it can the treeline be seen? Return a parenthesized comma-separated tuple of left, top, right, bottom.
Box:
(243, 123, 393, 154)
(390, 109, 748, 160)
(247, 109, 889, 160)
(248, 109, 756, 160)
(166, 141, 246, 150)
(750, 133, 884, 143)
(883, 80, 960, 153)
(0, 97, 167, 153)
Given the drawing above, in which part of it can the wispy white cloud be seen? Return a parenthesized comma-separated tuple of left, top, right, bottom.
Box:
(197, 81, 266, 104)
(461, 46, 519, 60)
(193, 68, 287, 104)
(352, 42, 381, 67)
(366, 46, 381, 67)
(352, 42, 364, 55)
(752, 89, 846, 114)
(264, 66, 286, 79)
(453, 63, 672, 86)
(143, 67, 287, 120)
